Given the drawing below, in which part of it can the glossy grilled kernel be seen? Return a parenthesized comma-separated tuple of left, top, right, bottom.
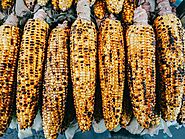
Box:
(0, 25, 19, 135)
(42, 25, 69, 139)
(99, 18, 124, 130)
(154, 14, 184, 121)
(94, 0, 106, 19)
(70, 19, 97, 131)
(17, 19, 49, 129)
(24, 0, 36, 10)
(105, 0, 124, 14)
(58, 0, 73, 11)
(122, 0, 136, 25)
(1, 0, 14, 10)
(75, 0, 96, 6)
(127, 24, 160, 128)
(37, 0, 48, 6)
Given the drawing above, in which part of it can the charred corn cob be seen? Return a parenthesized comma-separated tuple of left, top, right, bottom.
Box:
(37, 0, 48, 6)
(42, 22, 69, 139)
(58, 0, 73, 11)
(16, 9, 49, 129)
(127, 7, 160, 128)
(94, 0, 106, 19)
(52, 0, 59, 10)
(98, 15, 124, 130)
(105, 0, 124, 14)
(75, 0, 96, 6)
(1, 0, 14, 10)
(154, 0, 184, 121)
(24, 0, 36, 10)
(0, 15, 19, 135)
(122, 0, 137, 25)
(70, 0, 97, 131)
(177, 29, 185, 124)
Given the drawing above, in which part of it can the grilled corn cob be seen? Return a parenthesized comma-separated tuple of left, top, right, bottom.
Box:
(99, 15, 124, 130)
(1, 0, 14, 10)
(16, 9, 49, 129)
(0, 15, 19, 136)
(94, 0, 106, 19)
(58, 0, 73, 11)
(24, 0, 36, 10)
(42, 22, 69, 139)
(177, 29, 185, 124)
(127, 7, 160, 128)
(52, 0, 59, 10)
(37, 0, 48, 6)
(70, 0, 97, 131)
(122, 0, 137, 25)
(105, 0, 124, 14)
(75, 0, 96, 6)
(154, 0, 184, 121)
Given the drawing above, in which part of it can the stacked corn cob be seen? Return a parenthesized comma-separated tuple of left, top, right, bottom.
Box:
(16, 9, 49, 129)
(75, 0, 96, 6)
(105, 0, 124, 14)
(177, 29, 185, 124)
(42, 21, 69, 139)
(0, 14, 19, 136)
(24, 0, 36, 10)
(127, 6, 160, 128)
(37, 0, 48, 6)
(98, 14, 125, 130)
(70, 0, 97, 131)
(52, 0, 73, 11)
(1, 0, 14, 10)
(154, 0, 184, 121)
(94, 0, 106, 19)
(122, 0, 137, 25)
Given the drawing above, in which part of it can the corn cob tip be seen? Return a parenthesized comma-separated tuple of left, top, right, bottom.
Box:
(77, 0, 91, 20)
(133, 6, 148, 24)
(33, 9, 47, 20)
(4, 14, 18, 26)
(157, 0, 172, 15)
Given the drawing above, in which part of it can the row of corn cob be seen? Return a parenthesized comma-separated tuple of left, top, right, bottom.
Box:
(0, 0, 185, 139)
